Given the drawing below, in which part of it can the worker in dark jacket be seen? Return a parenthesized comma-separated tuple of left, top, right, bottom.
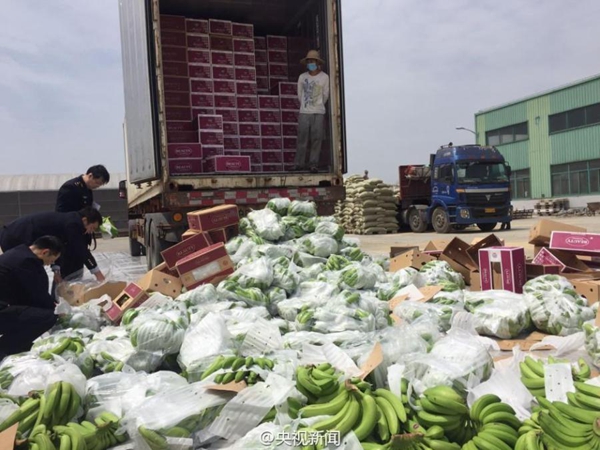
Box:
(0, 236, 64, 357)
(0, 207, 104, 283)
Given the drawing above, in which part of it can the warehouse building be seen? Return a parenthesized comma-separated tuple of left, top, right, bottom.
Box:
(0, 173, 128, 232)
(475, 74, 600, 208)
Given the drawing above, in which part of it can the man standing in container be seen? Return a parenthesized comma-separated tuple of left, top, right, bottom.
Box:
(294, 50, 330, 173)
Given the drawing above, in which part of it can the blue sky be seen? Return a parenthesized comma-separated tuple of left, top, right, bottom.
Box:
(1, 0, 599, 183)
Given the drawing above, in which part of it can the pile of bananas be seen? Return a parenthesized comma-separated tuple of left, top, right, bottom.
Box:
(95, 352, 125, 373)
(0, 366, 14, 390)
(35, 338, 94, 379)
(520, 355, 591, 398)
(198, 355, 274, 384)
(416, 387, 521, 449)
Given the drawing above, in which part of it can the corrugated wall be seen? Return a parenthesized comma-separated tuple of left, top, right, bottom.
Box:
(526, 97, 552, 197)
(549, 78, 600, 113)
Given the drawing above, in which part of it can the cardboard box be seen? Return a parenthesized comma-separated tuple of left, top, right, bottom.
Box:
(204, 155, 251, 173)
(212, 65, 235, 80)
(236, 81, 258, 96)
(168, 158, 203, 176)
(199, 131, 224, 146)
(267, 35, 287, 50)
(279, 82, 297, 96)
(268, 77, 288, 93)
(162, 46, 187, 63)
(237, 96, 258, 109)
(235, 67, 257, 82)
(282, 123, 298, 136)
(137, 269, 182, 297)
(280, 97, 300, 110)
(233, 38, 255, 53)
(202, 146, 225, 158)
(529, 219, 586, 246)
(526, 263, 562, 279)
(441, 238, 478, 272)
(281, 110, 299, 123)
(234, 53, 255, 68)
(389, 246, 420, 258)
(209, 19, 232, 36)
(224, 136, 240, 150)
(215, 108, 238, 122)
(187, 34, 210, 49)
(168, 143, 202, 159)
(268, 50, 288, 63)
(239, 123, 260, 136)
(176, 243, 235, 290)
(161, 31, 186, 47)
(262, 150, 283, 163)
(167, 130, 197, 143)
(224, 150, 241, 156)
(262, 123, 282, 137)
(268, 63, 289, 78)
(232, 23, 254, 39)
(261, 137, 282, 150)
(470, 272, 482, 292)
(163, 61, 189, 77)
(186, 19, 209, 34)
(255, 63, 269, 78)
(192, 107, 215, 117)
(198, 115, 223, 130)
(57, 281, 127, 307)
(161, 15, 186, 32)
(238, 109, 259, 123)
(165, 106, 191, 121)
(260, 110, 281, 123)
(570, 278, 600, 304)
(256, 77, 269, 91)
(390, 250, 436, 272)
(532, 247, 591, 273)
(190, 78, 213, 93)
(255, 50, 268, 64)
(259, 95, 280, 110)
(479, 247, 527, 293)
(262, 164, 283, 172)
(251, 164, 263, 173)
(164, 76, 190, 92)
(191, 93, 214, 108)
(423, 240, 449, 255)
(533, 246, 544, 256)
(210, 35, 233, 52)
(254, 37, 266, 50)
(208, 225, 240, 244)
(187, 205, 239, 232)
(282, 150, 296, 162)
(187, 49, 210, 64)
(101, 283, 150, 322)
(211, 51, 234, 66)
(166, 120, 196, 132)
(467, 234, 504, 267)
(189, 64, 212, 79)
(223, 122, 239, 135)
(181, 229, 209, 241)
(161, 232, 213, 269)
(550, 231, 600, 257)
(241, 151, 262, 164)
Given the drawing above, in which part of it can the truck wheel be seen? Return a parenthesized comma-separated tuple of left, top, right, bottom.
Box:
(147, 232, 168, 270)
(129, 236, 144, 257)
(432, 207, 452, 234)
(452, 225, 467, 231)
(477, 223, 497, 232)
(408, 209, 428, 233)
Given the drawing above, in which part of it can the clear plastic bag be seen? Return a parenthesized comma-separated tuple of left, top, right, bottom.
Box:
(314, 221, 345, 242)
(178, 312, 232, 373)
(299, 234, 339, 259)
(419, 260, 465, 289)
(248, 209, 286, 242)
(266, 198, 291, 216)
(464, 290, 531, 339)
(288, 200, 317, 218)
(394, 300, 464, 332)
(230, 257, 274, 291)
(339, 262, 379, 290)
(175, 284, 219, 308)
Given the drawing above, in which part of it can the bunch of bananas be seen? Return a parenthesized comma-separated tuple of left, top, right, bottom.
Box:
(95, 352, 125, 373)
(0, 366, 14, 390)
(39, 382, 82, 430)
(520, 355, 591, 398)
(416, 387, 521, 449)
(0, 395, 43, 435)
(199, 355, 274, 384)
(38, 338, 85, 360)
(51, 412, 126, 450)
(138, 414, 207, 450)
(120, 309, 139, 326)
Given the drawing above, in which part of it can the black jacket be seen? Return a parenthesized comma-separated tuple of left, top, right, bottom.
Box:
(0, 211, 97, 279)
(56, 176, 93, 213)
(0, 245, 55, 309)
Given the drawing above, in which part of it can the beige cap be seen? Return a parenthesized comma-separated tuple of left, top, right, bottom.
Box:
(300, 49, 324, 65)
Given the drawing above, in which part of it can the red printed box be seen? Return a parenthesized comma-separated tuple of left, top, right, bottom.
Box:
(268, 50, 288, 63)
(255, 50, 267, 64)
(176, 243, 235, 289)
(212, 65, 235, 80)
(166, 107, 191, 121)
(240, 136, 261, 150)
(550, 232, 600, 257)
(479, 247, 527, 294)
(187, 49, 210, 64)
(239, 123, 260, 136)
(161, 31, 186, 47)
(211, 51, 234, 66)
(282, 123, 298, 136)
(209, 19, 232, 36)
(191, 94, 214, 108)
(269, 77, 288, 92)
(232, 23, 254, 38)
(202, 146, 224, 158)
(259, 95, 280, 109)
(254, 37, 266, 50)
(161, 15, 186, 31)
(238, 109, 259, 123)
(237, 96, 258, 109)
(267, 35, 287, 50)
(262, 150, 283, 162)
(233, 38, 255, 54)
(186, 34, 210, 49)
(198, 115, 223, 130)
(262, 138, 282, 151)
(214, 94, 236, 109)
(236, 81, 257, 96)
(280, 97, 300, 110)
(101, 283, 149, 323)
(189, 64, 212, 79)
(255, 63, 268, 78)
(257, 77, 269, 90)
(167, 121, 196, 132)
(224, 150, 241, 156)
(163, 61, 188, 77)
(261, 123, 281, 137)
(283, 151, 296, 163)
(186, 19, 209, 34)
(260, 110, 281, 123)
(532, 248, 591, 273)
(279, 82, 297, 96)
(199, 130, 224, 146)
(168, 158, 203, 176)
(235, 67, 256, 81)
(223, 123, 238, 136)
(164, 91, 190, 107)
(262, 164, 283, 172)
(234, 53, 255, 68)
(192, 107, 215, 117)
(268, 63, 289, 78)
(281, 110, 299, 123)
(224, 136, 240, 150)
(215, 108, 238, 122)
(168, 143, 202, 159)
(213, 80, 236, 94)
(190, 78, 213, 93)
(167, 131, 197, 143)
(210, 35, 233, 52)
(204, 155, 251, 173)
(161, 232, 212, 269)
(164, 76, 190, 92)
(283, 137, 297, 150)
(241, 151, 262, 164)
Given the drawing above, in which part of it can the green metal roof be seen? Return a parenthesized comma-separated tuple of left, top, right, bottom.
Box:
(476, 73, 600, 116)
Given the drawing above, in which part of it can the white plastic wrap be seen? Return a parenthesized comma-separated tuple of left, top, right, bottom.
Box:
(266, 198, 291, 216)
(339, 262, 379, 290)
(230, 257, 275, 290)
(299, 233, 339, 258)
(288, 200, 317, 218)
(175, 284, 219, 307)
(240, 318, 283, 356)
(464, 290, 531, 339)
(178, 313, 232, 372)
(248, 209, 286, 241)
(314, 221, 345, 242)
(419, 260, 465, 289)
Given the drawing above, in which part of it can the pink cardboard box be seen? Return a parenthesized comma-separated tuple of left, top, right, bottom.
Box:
(102, 283, 150, 323)
(188, 64, 212, 79)
(282, 123, 298, 136)
(268, 50, 288, 64)
(215, 108, 238, 122)
(283, 151, 296, 163)
(175, 243, 234, 289)
(214, 94, 236, 109)
(279, 82, 297, 96)
(161, 232, 212, 269)
(167, 130, 197, 143)
(241, 151, 262, 164)
(190, 78, 213, 93)
(262, 164, 283, 172)
(234, 53, 255, 68)
(262, 150, 283, 163)
(163, 61, 188, 77)
(239, 123, 260, 136)
(281, 110, 299, 123)
(204, 156, 251, 173)
(232, 23, 254, 39)
(255, 63, 268, 78)
(479, 247, 527, 294)
(280, 97, 300, 110)
(240, 136, 261, 150)
(223, 122, 239, 135)
(269, 76, 288, 92)
(237, 95, 258, 109)
(167, 121, 196, 132)
(192, 107, 216, 117)
(164, 91, 190, 107)
(532, 247, 591, 273)
(254, 37, 266, 50)
(238, 109, 259, 123)
(186, 34, 210, 49)
(259, 95, 280, 110)
(224, 136, 240, 150)
(233, 38, 255, 53)
(255, 50, 267, 64)
(211, 51, 234, 66)
(168, 143, 202, 159)
(166, 106, 191, 121)
(199, 130, 224, 146)
(257, 77, 269, 90)
(164, 76, 190, 92)
(161, 31, 186, 47)
(251, 165, 263, 172)
(186, 19, 209, 34)
(213, 80, 236, 94)
(210, 35, 233, 52)
(236, 81, 257, 96)
(212, 65, 235, 80)
(261, 123, 281, 137)
(202, 146, 224, 158)
(235, 67, 256, 82)
(224, 150, 241, 156)
(268, 63, 289, 78)
(209, 19, 232, 36)
(187, 49, 210, 64)
(283, 137, 297, 150)
(267, 35, 287, 50)
(168, 158, 203, 176)
(161, 15, 186, 32)
(191, 93, 214, 108)
(261, 138, 282, 151)
(187, 205, 239, 233)
(260, 110, 281, 123)
(198, 115, 223, 130)
(550, 232, 600, 257)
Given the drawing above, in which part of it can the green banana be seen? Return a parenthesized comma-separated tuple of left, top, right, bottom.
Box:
(299, 389, 349, 418)
(374, 389, 407, 423)
(374, 395, 399, 436)
(352, 393, 377, 440)
(139, 425, 168, 450)
(470, 394, 501, 422)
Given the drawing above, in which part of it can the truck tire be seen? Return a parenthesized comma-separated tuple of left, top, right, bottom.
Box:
(408, 209, 428, 233)
(432, 207, 452, 234)
(147, 231, 168, 270)
(477, 223, 497, 232)
(129, 237, 144, 257)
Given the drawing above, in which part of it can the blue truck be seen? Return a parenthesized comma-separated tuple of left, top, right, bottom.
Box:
(398, 144, 512, 234)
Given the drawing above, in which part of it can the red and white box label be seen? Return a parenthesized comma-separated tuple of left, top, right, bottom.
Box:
(236, 81, 257, 96)
(260, 109, 281, 123)
(187, 49, 210, 64)
(211, 51, 234, 66)
(168, 158, 203, 175)
(280, 97, 300, 110)
(164, 76, 189, 92)
(223, 122, 239, 135)
(186, 34, 210, 49)
(240, 136, 261, 150)
(210, 35, 233, 52)
(479, 247, 527, 294)
(213, 80, 236, 94)
(190, 78, 213, 93)
(282, 123, 298, 136)
(281, 110, 299, 123)
(237, 96, 258, 109)
(198, 115, 223, 130)
(261, 138, 282, 151)
(202, 146, 224, 158)
(204, 156, 251, 173)
(186, 19, 209, 34)
(214, 94, 236, 109)
(232, 23, 254, 39)
(550, 232, 600, 256)
(215, 108, 238, 122)
(167, 121, 196, 132)
(259, 95, 280, 110)
(260, 123, 281, 137)
(234, 53, 256, 68)
(262, 150, 283, 162)
(188, 64, 211, 79)
(199, 130, 224, 146)
(239, 123, 260, 136)
(209, 19, 232, 36)
(235, 67, 256, 81)
(238, 109, 259, 123)
(212, 65, 235, 80)
(168, 143, 202, 159)
(162, 46, 187, 62)
(279, 82, 297, 96)
(233, 38, 255, 53)
(191, 94, 214, 108)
